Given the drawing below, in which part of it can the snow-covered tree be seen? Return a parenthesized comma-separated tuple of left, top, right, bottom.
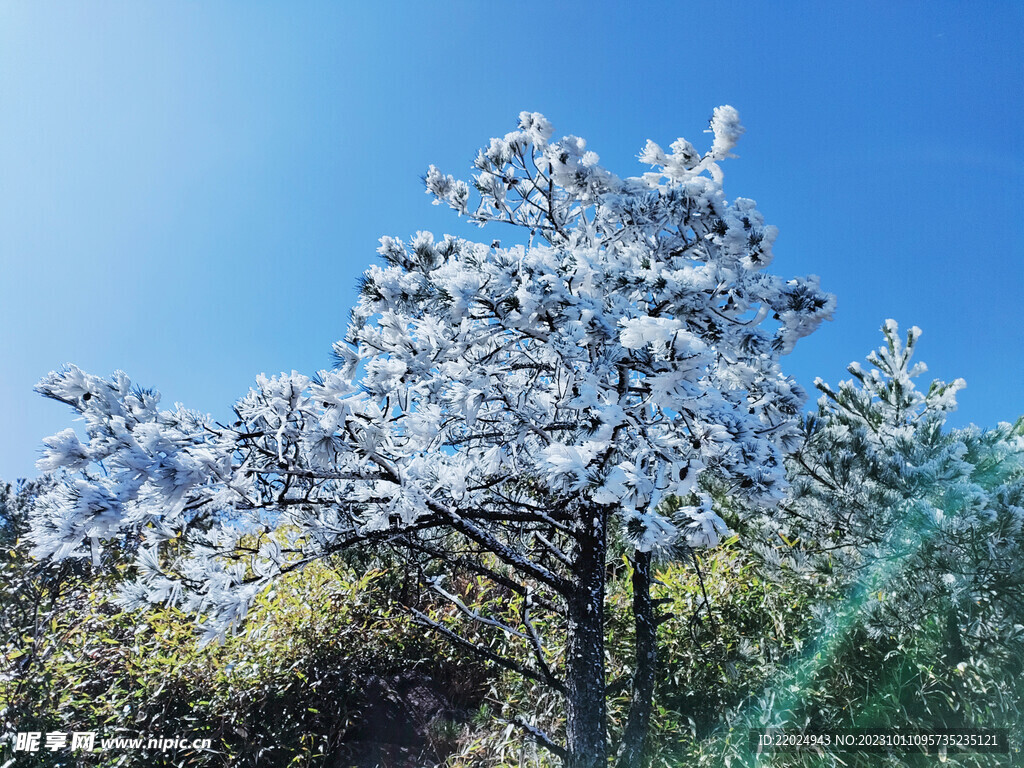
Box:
(771, 321, 1024, 676)
(30, 108, 833, 768)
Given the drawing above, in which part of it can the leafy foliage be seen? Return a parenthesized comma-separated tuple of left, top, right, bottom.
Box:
(3, 510, 487, 768)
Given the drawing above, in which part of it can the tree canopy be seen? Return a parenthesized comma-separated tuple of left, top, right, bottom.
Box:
(29, 108, 834, 768)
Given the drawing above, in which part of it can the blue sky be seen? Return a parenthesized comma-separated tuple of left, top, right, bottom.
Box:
(1, 2, 1021, 481)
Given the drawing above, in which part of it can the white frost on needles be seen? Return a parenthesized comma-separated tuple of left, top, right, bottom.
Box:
(30, 108, 834, 635)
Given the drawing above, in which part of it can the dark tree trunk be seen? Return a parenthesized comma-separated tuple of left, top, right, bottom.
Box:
(616, 550, 656, 768)
(564, 506, 608, 768)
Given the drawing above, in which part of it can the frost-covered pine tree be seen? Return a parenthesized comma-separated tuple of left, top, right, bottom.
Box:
(772, 321, 1024, 669)
(30, 108, 833, 768)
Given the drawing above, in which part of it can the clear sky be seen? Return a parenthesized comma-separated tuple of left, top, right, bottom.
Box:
(1, 2, 1021, 481)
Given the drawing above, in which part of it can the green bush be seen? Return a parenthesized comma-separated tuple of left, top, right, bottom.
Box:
(3, 525, 487, 768)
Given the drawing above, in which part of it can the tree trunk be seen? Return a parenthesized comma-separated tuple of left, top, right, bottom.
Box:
(564, 506, 608, 768)
(616, 550, 656, 768)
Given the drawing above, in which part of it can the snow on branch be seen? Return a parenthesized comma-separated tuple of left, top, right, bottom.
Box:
(31, 108, 833, 641)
